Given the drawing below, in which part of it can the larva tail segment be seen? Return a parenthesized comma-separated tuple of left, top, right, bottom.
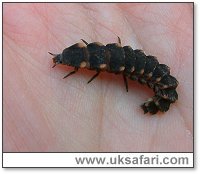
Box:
(141, 96, 172, 114)
(141, 97, 158, 114)
(127, 47, 178, 115)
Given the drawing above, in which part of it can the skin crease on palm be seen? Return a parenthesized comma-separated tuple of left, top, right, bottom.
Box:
(3, 3, 193, 152)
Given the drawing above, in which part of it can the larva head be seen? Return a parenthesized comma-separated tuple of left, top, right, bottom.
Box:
(48, 52, 63, 68)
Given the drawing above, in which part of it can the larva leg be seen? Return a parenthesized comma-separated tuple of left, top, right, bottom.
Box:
(117, 36, 121, 45)
(52, 64, 57, 68)
(63, 67, 78, 79)
(123, 74, 128, 92)
(81, 39, 89, 45)
(87, 71, 100, 84)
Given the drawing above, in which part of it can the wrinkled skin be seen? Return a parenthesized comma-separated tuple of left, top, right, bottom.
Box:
(3, 3, 193, 152)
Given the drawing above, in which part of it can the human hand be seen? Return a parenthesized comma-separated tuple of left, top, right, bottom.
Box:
(3, 3, 193, 152)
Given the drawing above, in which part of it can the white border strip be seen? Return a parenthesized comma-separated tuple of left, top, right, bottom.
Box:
(3, 153, 193, 167)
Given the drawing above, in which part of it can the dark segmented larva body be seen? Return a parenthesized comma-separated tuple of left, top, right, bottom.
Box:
(49, 39, 178, 115)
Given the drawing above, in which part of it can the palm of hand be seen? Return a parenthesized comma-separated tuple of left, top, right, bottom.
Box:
(3, 3, 193, 152)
